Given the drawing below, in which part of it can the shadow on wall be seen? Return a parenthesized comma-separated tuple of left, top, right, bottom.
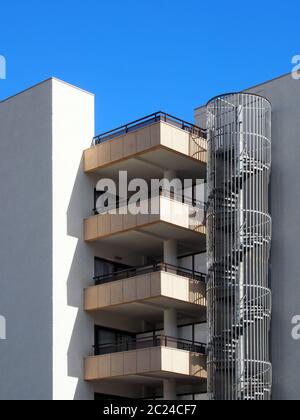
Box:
(189, 353, 207, 380)
(189, 280, 206, 307)
(66, 155, 94, 400)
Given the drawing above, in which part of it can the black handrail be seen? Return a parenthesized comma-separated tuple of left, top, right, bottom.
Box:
(94, 262, 206, 286)
(93, 111, 206, 145)
(94, 334, 207, 356)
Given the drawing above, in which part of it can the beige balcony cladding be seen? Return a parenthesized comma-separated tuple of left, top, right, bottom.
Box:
(84, 120, 207, 173)
(84, 196, 206, 242)
(85, 347, 207, 381)
(85, 209, 158, 241)
(84, 271, 207, 312)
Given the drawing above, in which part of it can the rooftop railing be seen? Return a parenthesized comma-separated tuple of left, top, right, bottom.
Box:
(94, 334, 207, 356)
(93, 111, 206, 145)
(94, 262, 207, 286)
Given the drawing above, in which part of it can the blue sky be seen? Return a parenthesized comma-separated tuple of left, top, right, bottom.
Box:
(0, 0, 299, 133)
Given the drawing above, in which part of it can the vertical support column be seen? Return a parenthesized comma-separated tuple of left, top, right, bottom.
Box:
(162, 170, 178, 401)
(163, 308, 177, 400)
(164, 239, 178, 266)
(163, 169, 182, 198)
(163, 379, 177, 400)
(237, 103, 245, 398)
(163, 170, 176, 185)
(164, 308, 177, 338)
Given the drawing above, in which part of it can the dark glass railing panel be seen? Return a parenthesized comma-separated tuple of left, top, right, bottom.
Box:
(94, 334, 207, 356)
(94, 262, 206, 286)
(93, 111, 206, 145)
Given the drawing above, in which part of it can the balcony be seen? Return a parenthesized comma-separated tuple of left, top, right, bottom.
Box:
(85, 335, 207, 382)
(84, 112, 207, 181)
(84, 193, 206, 258)
(84, 263, 206, 320)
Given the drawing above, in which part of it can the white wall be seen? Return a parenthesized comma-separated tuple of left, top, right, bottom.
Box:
(51, 79, 95, 400)
(247, 75, 300, 401)
(0, 80, 53, 400)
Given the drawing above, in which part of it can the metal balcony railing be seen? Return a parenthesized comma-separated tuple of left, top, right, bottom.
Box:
(93, 111, 206, 145)
(94, 334, 207, 356)
(94, 262, 206, 286)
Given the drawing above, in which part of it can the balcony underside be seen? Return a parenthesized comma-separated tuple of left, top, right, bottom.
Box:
(90, 373, 206, 389)
(85, 271, 206, 322)
(85, 218, 206, 258)
(85, 295, 205, 324)
(85, 146, 207, 182)
(85, 347, 207, 383)
(88, 298, 205, 324)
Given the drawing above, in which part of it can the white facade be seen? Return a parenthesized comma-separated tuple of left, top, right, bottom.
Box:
(0, 78, 97, 400)
(0, 80, 54, 400)
(51, 79, 95, 400)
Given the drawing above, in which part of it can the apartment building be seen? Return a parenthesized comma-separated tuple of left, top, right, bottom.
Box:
(0, 73, 299, 400)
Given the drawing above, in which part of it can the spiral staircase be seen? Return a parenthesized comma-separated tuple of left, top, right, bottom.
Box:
(206, 92, 272, 400)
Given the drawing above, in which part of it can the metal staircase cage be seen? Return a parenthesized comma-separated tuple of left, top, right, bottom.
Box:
(206, 92, 272, 400)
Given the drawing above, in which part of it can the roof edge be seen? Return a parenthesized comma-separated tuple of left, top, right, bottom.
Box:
(0, 77, 94, 105)
(194, 71, 291, 112)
